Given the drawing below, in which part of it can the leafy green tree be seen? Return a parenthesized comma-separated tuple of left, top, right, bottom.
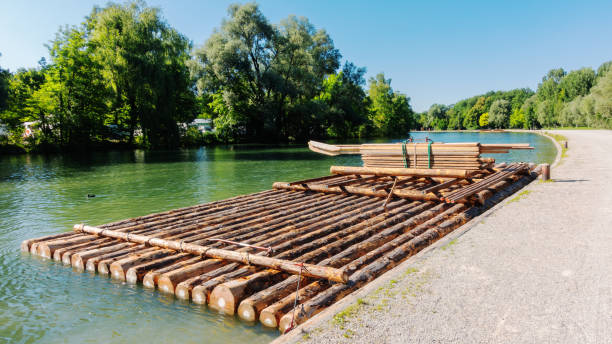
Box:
(0, 54, 9, 113)
(479, 112, 489, 128)
(590, 70, 612, 127)
(508, 108, 527, 128)
(316, 62, 368, 138)
(192, 2, 340, 142)
(489, 99, 511, 128)
(367, 73, 413, 137)
(90, 1, 196, 148)
(559, 68, 595, 101)
(462, 96, 486, 129)
(426, 104, 448, 129)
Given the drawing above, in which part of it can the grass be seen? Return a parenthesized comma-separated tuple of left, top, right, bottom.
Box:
(333, 299, 366, 329)
(441, 239, 457, 251)
(507, 189, 532, 203)
(546, 132, 569, 159)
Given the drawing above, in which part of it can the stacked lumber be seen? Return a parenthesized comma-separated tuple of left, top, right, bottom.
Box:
(308, 140, 533, 170)
(20, 162, 543, 337)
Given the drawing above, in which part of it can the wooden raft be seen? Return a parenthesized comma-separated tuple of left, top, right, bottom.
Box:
(22, 163, 540, 334)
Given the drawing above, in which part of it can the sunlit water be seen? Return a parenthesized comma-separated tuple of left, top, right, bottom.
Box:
(0, 132, 555, 343)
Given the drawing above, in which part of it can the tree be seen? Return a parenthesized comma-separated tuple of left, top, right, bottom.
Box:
(191, 2, 340, 142)
(479, 112, 489, 128)
(590, 70, 612, 127)
(559, 68, 595, 101)
(90, 1, 196, 148)
(426, 104, 448, 130)
(0, 54, 9, 113)
(367, 73, 413, 137)
(316, 62, 368, 138)
(463, 96, 486, 129)
(488, 99, 510, 128)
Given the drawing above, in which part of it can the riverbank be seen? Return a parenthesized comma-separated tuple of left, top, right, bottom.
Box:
(278, 129, 612, 343)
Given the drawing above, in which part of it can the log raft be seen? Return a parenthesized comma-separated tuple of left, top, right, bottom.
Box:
(21, 159, 545, 336)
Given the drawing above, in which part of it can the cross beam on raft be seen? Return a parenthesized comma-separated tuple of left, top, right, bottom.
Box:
(329, 166, 473, 179)
(73, 224, 348, 283)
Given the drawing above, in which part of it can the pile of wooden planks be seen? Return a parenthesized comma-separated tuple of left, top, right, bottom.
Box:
(308, 140, 533, 170)
(21, 163, 542, 336)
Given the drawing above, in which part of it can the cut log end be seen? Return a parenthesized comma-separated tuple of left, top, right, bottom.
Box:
(109, 263, 126, 281)
(71, 255, 85, 272)
(142, 274, 156, 289)
(125, 268, 139, 285)
(175, 285, 191, 300)
(259, 310, 279, 328)
(20, 240, 31, 252)
(209, 285, 237, 314)
(37, 245, 52, 259)
(191, 286, 208, 305)
(237, 302, 257, 322)
(61, 253, 72, 265)
(157, 276, 176, 295)
(278, 314, 297, 333)
(85, 260, 97, 273)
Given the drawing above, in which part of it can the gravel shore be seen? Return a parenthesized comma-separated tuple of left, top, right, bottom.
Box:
(278, 130, 612, 344)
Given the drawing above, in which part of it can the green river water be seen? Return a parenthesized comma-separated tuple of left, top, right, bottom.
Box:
(0, 132, 555, 344)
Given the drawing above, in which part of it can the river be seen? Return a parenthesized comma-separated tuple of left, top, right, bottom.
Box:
(0, 131, 555, 343)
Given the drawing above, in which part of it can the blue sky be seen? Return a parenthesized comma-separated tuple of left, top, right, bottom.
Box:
(1, 0, 611, 111)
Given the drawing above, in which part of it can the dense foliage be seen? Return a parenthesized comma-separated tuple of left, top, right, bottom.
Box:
(417, 62, 612, 130)
(1, 1, 610, 153)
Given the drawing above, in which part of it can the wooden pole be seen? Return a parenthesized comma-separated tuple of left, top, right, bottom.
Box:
(74, 224, 348, 283)
(330, 166, 470, 179)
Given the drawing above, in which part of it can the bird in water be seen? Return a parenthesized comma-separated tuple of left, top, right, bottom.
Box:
(87, 194, 96, 198)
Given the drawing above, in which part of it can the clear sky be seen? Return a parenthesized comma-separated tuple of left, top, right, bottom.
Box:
(1, 0, 611, 111)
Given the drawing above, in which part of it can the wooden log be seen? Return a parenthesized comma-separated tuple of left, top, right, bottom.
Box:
(209, 269, 288, 314)
(330, 166, 470, 178)
(191, 265, 257, 305)
(175, 263, 242, 300)
(252, 202, 451, 326)
(541, 163, 550, 180)
(277, 211, 470, 333)
(109, 249, 175, 281)
(37, 234, 99, 259)
(272, 182, 442, 202)
(75, 224, 349, 283)
(125, 253, 195, 285)
(238, 275, 308, 322)
(21, 232, 76, 253)
(71, 242, 134, 271)
(259, 280, 331, 328)
(157, 259, 227, 294)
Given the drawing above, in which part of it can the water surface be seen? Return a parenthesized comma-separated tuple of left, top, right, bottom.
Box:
(0, 132, 555, 343)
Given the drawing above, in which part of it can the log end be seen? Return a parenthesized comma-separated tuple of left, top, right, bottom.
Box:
(157, 276, 176, 295)
(125, 268, 139, 285)
(98, 262, 110, 275)
(20, 240, 31, 253)
(85, 260, 97, 273)
(175, 284, 191, 300)
(62, 252, 73, 265)
(72, 255, 86, 272)
(237, 302, 257, 322)
(30, 243, 39, 255)
(191, 286, 208, 305)
(278, 312, 298, 333)
(52, 249, 63, 262)
(259, 309, 279, 328)
(209, 285, 237, 314)
(37, 244, 52, 259)
(109, 262, 126, 281)
(142, 273, 156, 289)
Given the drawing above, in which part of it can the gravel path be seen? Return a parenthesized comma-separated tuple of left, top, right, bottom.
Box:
(282, 130, 612, 344)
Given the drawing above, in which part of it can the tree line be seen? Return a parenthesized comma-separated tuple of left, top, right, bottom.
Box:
(417, 62, 612, 130)
(1, 1, 611, 153)
(0, 1, 413, 152)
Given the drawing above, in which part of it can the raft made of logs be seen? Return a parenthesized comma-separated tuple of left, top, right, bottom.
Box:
(21, 162, 544, 336)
